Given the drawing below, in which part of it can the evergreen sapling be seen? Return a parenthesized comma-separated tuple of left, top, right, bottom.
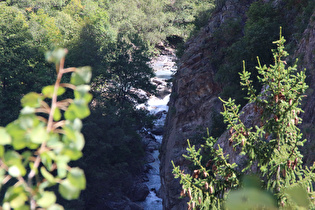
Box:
(173, 29, 315, 209)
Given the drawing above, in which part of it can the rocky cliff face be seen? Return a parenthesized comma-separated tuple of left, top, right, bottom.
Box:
(160, 0, 255, 209)
(295, 11, 315, 165)
(160, 1, 315, 209)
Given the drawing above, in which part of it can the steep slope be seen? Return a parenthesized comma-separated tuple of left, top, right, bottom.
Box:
(295, 11, 315, 165)
(160, 0, 255, 209)
(160, 1, 315, 209)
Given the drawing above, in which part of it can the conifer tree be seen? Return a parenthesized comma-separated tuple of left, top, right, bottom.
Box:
(173, 29, 315, 209)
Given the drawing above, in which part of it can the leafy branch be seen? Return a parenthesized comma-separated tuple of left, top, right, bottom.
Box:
(0, 49, 92, 209)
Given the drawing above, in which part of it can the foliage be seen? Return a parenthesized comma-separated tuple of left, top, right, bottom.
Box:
(214, 1, 282, 106)
(213, 0, 314, 106)
(106, 0, 215, 52)
(173, 32, 315, 209)
(28, 9, 63, 49)
(0, 3, 55, 125)
(105, 35, 156, 105)
(165, 0, 215, 38)
(0, 49, 92, 209)
(6, 0, 68, 12)
(0, 1, 159, 207)
(78, 100, 151, 208)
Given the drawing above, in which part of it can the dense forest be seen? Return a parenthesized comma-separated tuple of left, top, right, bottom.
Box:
(0, 0, 215, 209)
(0, 0, 314, 209)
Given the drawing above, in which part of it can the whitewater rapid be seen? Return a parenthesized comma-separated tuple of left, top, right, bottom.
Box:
(139, 54, 177, 209)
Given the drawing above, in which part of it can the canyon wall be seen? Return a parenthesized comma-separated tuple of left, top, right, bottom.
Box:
(160, 0, 254, 209)
(160, 0, 315, 209)
(295, 10, 315, 165)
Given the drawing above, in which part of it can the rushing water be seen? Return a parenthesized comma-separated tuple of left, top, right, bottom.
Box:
(138, 54, 177, 210)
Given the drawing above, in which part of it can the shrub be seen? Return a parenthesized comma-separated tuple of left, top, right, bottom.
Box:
(173, 30, 315, 209)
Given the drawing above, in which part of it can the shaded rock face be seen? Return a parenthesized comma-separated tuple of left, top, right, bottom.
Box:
(160, 2, 315, 210)
(295, 11, 315, 165)
(160, 0, 255, 209)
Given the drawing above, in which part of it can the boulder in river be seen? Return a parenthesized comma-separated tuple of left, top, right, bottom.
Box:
(151, 126, 164, 135)
(146, 141, 161, 153)
(145, 153, 155, 163)
(129, 183, 150, 202)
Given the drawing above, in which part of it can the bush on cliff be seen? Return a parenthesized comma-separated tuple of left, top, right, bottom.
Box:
(173, 31, 315, 209)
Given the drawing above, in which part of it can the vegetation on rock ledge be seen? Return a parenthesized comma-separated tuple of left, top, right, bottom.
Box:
(173, 32, 315, 209)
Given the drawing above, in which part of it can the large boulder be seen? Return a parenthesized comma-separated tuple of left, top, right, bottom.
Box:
(129, 183, 150, 202)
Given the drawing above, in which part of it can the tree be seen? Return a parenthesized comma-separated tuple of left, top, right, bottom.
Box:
(0, 3, 52, 125)
(104, 35, 155, 106)
(173, 31, 315, 209)
(28, 9, 63, 49)
(215, 1, 282, 106)
(66, 0, 114, 73)
(6, 0, 68, 12)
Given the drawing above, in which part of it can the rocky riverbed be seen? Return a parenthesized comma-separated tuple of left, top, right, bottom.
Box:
(137, 50, 177, 209)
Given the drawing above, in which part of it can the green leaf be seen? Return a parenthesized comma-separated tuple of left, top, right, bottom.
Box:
(63, 125, 76, 140)
(30, 124, 48, 144)
(6, 122, 27, 150)
(75, 85, 90, 93)
(19, 115, 38, 130)
(74, 85, 92, 103)
(9, 192, 27, 209)
(59, 179, 80, 200)
(225, 188, 276, 209)
(40, 167, 56, 184)
(21, 151, 32, 165)
(2, 202, 10, 210)
(56, 156, 70, 178)
(45, 48, 68, 64)
(70, 66, 92, 85)
(42, 85, 66, 98)
(0, 127, 11, 145)
(12, 139, 27, 150)
(72, 118, 82, 131)
(4, 151, 21, 166)
(64, 107, 76, 121)
(8, 164, 26, 177)
(21, 92, 42, 108)
(47, 204, 65, 210)
(20, 106, 36, 115)
(68, 167, 86, 190)
(73, 133, 85, 151)
(0, 168, 5, 186)
(0, 145, 4, 157)
(46, 133, 64, 152)
(285, 184, 311, 208)
(62, 148, 82, 160)
(65, 101, 90, 120)
(14, 205, 29, 210)
(41, 151, 56, 171)
(53, 107, 62, 121)
(37, 191, 56, 208)
(75, 91, 93, 104)
(8, 166, 21, 177)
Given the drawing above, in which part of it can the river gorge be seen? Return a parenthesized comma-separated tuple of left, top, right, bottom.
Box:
(137, 51, 177, 209)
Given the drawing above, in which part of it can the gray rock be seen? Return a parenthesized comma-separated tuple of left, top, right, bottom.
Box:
(151, 126, 164, 135)
(146, 141, 160, 152)
(124, 202, 144, 210)
(154, 110, 167, 119)
(145, 153, 155, 163)
(129, 183, 150, 202)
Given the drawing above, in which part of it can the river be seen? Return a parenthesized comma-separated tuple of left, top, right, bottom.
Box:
(138, 53, 177, 210)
